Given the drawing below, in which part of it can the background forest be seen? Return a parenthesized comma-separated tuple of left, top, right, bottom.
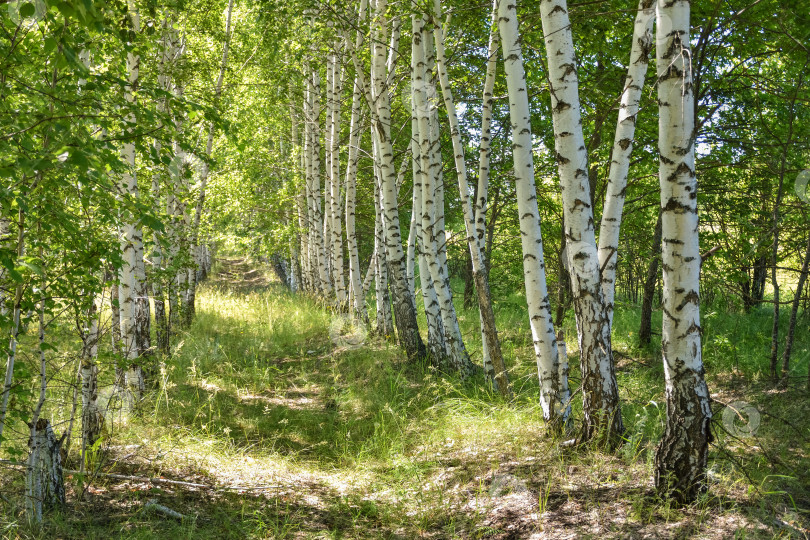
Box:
(0, 0, 809, 537)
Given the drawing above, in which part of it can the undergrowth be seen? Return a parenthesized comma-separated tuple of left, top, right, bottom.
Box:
(0, 258, 807, 538)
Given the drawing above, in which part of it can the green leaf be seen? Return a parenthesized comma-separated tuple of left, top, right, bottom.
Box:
(57, 1, 75, 17)
(19, 2, 36, 18)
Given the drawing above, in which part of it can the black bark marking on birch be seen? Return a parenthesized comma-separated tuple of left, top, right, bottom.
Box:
(676, 291, 699, 311)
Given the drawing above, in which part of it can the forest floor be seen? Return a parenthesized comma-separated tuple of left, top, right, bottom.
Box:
(2, 258, 809, 539)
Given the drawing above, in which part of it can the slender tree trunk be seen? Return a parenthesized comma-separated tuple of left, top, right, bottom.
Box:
(370, 0, 426, 359)
(432, 5, 511, 386)
(413, 150, 447, 363)
(119, 0, 145, 404)
(373, 175, 395, 337)
(329, 46, 348, 308)
(540, 0, 621, 440)
(474, 4, 501, 385)
(639, 211, 663, 347)
(653, 0, 712, 503)
(81, 298, 103, 454)
(413, 18, 473, 376)
(597, 0, 655, 324)
(768, 70, 803, 380)
(0, 208, 24, 447)
(781, 232, 810, 385)
(189, 0, 234, 321)
(498, 0, 569, 422)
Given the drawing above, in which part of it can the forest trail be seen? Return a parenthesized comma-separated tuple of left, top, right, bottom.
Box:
(27, 257, 798, 540)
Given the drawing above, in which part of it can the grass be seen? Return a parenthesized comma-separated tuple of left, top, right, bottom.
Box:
(0, 258, 808, 538)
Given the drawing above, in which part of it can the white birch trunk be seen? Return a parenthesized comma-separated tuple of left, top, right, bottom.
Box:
(345, 84, 368, 321)
(411, 23, 447, 364)
(119, 0, 144, 403)
(474, 0, 500, 385)
(498, 0, 570, 424)
(653, 0, 711, 502)
(431, 2, 510, 391)
(329, 45, 348, 307)
(309, 65, 331, 296)
(373, 171, 394, 337)
(370, 0, 425, 358)
(597, 0, 655, 324)
(414, 17, 473, 376)
(188, 0, 234, 319)
(539, 0, 621, 439)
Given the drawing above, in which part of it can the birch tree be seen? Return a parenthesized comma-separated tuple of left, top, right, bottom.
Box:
(188, 0, 235, 321)
(597, 0, 655, 324)
(498, 0, 570, 424)
(118, 0, 146, 403)
(431, 0, 510, 392)
(539, 0, 622, 440)
(653, 0, 712, 502)
(368, 0, 426, 359)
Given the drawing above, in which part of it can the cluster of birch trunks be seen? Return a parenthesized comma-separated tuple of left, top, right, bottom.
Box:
(0, 0, 233, 522)
(286, 0, 711, 503)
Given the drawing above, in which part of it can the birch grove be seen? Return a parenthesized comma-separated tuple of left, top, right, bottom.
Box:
(3, 0, 808, 525)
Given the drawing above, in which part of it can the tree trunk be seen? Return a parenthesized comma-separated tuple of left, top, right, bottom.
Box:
(25, 419, 65, 523)
(81, 299, 103, 453)
(639, 211, 662, 347)
(597, 0, 655, 324)
(540, 0, 622, 441)
(373, 178, 394, 338)
(370, 0, 426, 360)
(781, 232, 810, 385)
(118, 0, 145, 404)
(498, 0, 569, 423)
(653, 0, 712, 503)
(329, 46, 348, 308)
(413, 18, 473, 376)
(0, 209, 24, 447)
(768, 70, 802, 380)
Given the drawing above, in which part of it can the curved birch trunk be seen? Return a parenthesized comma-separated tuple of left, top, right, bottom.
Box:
(597, 0, 655, 324)
(498, 0, 569, 423)
(539, 0, 621, 440)
(653, 0, 712, 503)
